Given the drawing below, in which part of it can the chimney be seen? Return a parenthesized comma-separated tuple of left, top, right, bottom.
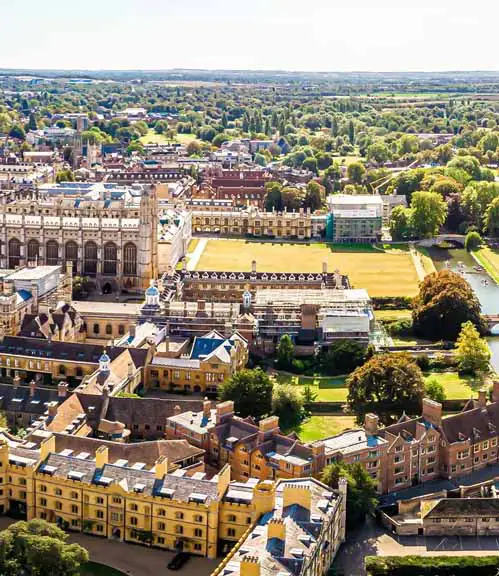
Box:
(95, 446, 108, 469)
(422, 398, 442, 427)
(57, 381, 68, 399)
(29, 379, 36, 397)
(129, 323, 136, 338)
(155, 455, 169, 479)
(251, 260, 257, 274)
(47, 401, 58, 418)
(322, 261, 327, 275)
(13, 375, 20, 388)
(40, 434, 56, 460)
(174, 405, 182, 416)
(215, 401, 235, 424)
(258, 416, 280, 442)
(240, 557, 260, 576)
(478, 389, 487, 409)
(4, 281, 14, 296)
(492, 381, 499, 404)
(267, 518, 285, 541)
(283, 484, 311, 511)
(31, 282, 39, 313)
(364, 413, 379, 436)
(203, 398, 211, 419)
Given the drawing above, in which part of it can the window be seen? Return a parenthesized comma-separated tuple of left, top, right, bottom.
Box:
(96, 524, 104, 533)
(130, 503, 138, 511)
(71, 519, 79, 527)
(118, 324, 125, 336)
(55, 501, 62, 511)
(106, 324, 112, 335)
(93, 324, 100, 335)
(194, 543, 202, 551)
(40, 497, 47, 506)
(112, 497, 122, 505)
(474, 444, 480, 453)
(227, 528, 236, 537)
(194, 528, 203, 537)
(158, 509, 166, 517)
(71, 491, 78, 499)
(482, 518, 490, 522)
(130, 517, 138, 526)
(71, 505, 78, 514)
(158, 522, 166, 531)
(492, 439, 498, 447)
(175, 511, 184, 520)
(157, 536, 165, 545)
(96, 510, 104, 519)
(195, 515, 203, 523)
(483, 441, 489, 450)
(55, 488, 62, 496)
(96, 497, 104, 505)
(39, 485, 47, 493)
(175, 525, 183, 534)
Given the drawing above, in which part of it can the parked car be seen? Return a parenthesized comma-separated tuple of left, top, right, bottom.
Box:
(167, 552, 190, 571)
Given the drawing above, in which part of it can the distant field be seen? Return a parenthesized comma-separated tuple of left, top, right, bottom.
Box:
(375, 309, 412, 322)
(292, 416, 357, 442)
(139, 129, 199, 145)
(195, 239, 420, 297)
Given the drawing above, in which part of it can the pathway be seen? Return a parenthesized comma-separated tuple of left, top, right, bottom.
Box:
(409, 243, 426, 281)
(0, 517, 219, 576)
(187, 237, 208, 271)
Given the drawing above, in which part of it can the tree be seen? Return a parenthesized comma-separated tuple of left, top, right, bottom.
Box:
(271, 384, 304, 428)
(455, 321, 491, 375)
(462, 181, 499, 229)
(389, 206, 413, 240)
(348, 120, 355, 145)
(9, 125, 25, 140)
(410, 191, 447, 238)
(303, 181, 325, 212)
(212, 132, 228, 147)
(346, 353, 425, 425)
(55, 169, 74, 183)
(254, 153, 267, 167)
(276, 334, 295, 370)
(464, 230, 482, 251)
(321, 462, 378, 530)
(302, 156, 318, 175)
(319, 340, 366, 375)
(347, 162, 366, 184)
(412, 270, 484, 341)
(154, 119, 169, 134)
(218, 368, 273, 421)
(0, 519, 89, 576)
(264, 181, 283, 212)
(28, 112, 38, 131)
(425, 377, 446, 403)
(186, 140, 202, 156)
(302, 384, 318, 404)
(447, 155, 482, 180)
(366, 141, 391, 164)
(485, 196, 499, 237)
(198, 125, 217, 142)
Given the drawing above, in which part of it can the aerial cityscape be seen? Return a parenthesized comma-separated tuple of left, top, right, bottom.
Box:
(1, 2, 499, 576)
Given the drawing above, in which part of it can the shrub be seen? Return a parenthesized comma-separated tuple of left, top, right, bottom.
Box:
(385, 319, 413, 336)
(415, 354, 430, 371)
(365, 555, 499, 575)
(464, 230, 482, 251)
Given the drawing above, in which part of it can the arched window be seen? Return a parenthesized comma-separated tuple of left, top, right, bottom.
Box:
(27, 239, 40, 264)
(103, 242, 117, 275)
(105, 324, 112, 335)
(8, 238, 21, 268)
(83, 241, 98, 275)
(46, 240, 59, 266)
(93, 324, 100, 335)
(118, 324, 125, 335)
(123, 243, 137, 276)
(65, 241, 78, 274)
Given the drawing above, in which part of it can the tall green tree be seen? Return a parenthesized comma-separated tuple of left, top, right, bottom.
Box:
(0, 519, 89, 576)
(410, 191, 447, 238)
(276, 334, 295, 370)
(321, 462, 378, 530)
(347, 162, 366, 184)
(485, 196, 499, 237)
(271, 384, 304, 428)
(303, 181, 325, 212)
(389, 206, 413, 240)
(346, 353, 425, 425)
(412, 270, 484, 341)
(455, 321, 491, 375)
(218, 368, 273, 421)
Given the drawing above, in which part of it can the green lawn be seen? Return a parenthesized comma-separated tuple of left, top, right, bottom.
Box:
(80, 562, 127, 576)
(375, 309, 412, 322)
(290, 415, 358, 442)
(196, 239, 420, 297)
(273, 372, 348, 402)
(473, 247, 499, 284)
(139, 129, 200, 146)
(424, 371, 484, 400)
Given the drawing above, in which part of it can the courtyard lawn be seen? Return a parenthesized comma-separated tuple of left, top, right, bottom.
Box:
(272, 372, 348, 402)
(80, 562, 127, 576)
(292, 416, 358, 442)
(375, 309, 412, 322)
(176, 132, 198, 144)
(138, 129, 171, 145)
(473, 247, 499, 284)
(195, 239, 420, 297)
(424, 371, 484, 400)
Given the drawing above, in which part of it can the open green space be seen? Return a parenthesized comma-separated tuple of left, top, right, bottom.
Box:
(195, 239, 420, 297)
(290, 415, 357, 442)
(80, 562, 127, 576)
(273, 372, 348, 402)
(375, 309, 412, 322)
(473, 247, 499, 284)
(139, 129, 199, 146)
(423, 371, 484, 400)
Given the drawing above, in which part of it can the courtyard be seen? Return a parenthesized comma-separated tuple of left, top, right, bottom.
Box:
(193, 239, 420, 297)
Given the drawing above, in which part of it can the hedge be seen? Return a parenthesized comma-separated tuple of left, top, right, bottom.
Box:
(365, 555, 499, 575)
(372, 296, 413, 310)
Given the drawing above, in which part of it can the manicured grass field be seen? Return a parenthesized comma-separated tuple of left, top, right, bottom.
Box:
(375, 309, 412, 322)
(424, 371, 483, 400)
(292, 416, 358, 442)
(474, 247, 499, 284)
(273, 372, 348, 402)
(80, 562, 126, 576)
(139, 129, 199, 146)
(195, 239, 420, 297)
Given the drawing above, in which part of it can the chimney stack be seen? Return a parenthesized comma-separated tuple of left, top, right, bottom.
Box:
(47, 401, 58, 418)
(364, 413, 379, 436)
(29, 380, 37, 397)
(478, 389, 487, 409)
(95, 446, 108, 469)
(203, 398, 211, 419)
(492, 380, 499, 404)
(155, 455, 169, 479)
(422, 398, 442, 427)
(58, 381, 68, 399)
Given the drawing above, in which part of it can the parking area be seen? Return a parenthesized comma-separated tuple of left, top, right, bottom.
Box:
(333, 517, 499, 576)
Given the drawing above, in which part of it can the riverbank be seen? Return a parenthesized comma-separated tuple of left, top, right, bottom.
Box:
(472, 247, 499, 285)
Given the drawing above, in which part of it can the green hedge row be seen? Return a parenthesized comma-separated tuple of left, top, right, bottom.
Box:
(365, 556, 499, 575)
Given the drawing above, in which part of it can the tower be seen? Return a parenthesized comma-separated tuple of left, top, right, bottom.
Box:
(137, 185, 159, 288)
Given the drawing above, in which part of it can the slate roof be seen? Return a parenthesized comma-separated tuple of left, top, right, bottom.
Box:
(0, 384, 60, 415)
(441, 403, 499, 444)
(422, 498, 499, 519)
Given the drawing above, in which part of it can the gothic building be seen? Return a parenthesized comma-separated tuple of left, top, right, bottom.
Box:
(0, 185, 159, 292)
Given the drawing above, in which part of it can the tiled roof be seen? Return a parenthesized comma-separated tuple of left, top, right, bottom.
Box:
(423, 498, 499, 519)
(0, 383, 60, 415)
(442, 403, 499, 444)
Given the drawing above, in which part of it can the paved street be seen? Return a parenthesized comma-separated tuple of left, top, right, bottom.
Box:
(0, 517, 219, 576)
(333, 516, 499, 576)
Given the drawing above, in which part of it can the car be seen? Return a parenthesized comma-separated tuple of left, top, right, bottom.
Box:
(167, 552, 190, 571)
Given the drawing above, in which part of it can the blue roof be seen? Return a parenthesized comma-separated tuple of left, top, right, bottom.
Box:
(145, 285, 159, 296)
(191, 337, 226, 360)
(17, 289, 32, 302)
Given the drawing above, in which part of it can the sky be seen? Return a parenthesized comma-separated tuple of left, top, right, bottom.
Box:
(1, 0, 498, 72)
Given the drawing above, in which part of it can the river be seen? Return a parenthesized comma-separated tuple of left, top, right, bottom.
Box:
(426, 246, 499, 372)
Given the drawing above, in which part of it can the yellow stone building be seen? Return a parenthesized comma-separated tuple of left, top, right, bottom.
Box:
(0, 431, 346, 573)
